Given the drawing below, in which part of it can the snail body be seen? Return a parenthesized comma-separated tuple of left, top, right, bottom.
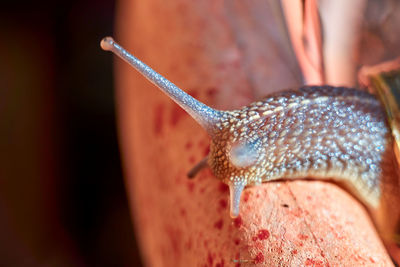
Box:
(210, 87, 393, 209)
(208, 86, 400, 243)
(101, 37, 400, 246)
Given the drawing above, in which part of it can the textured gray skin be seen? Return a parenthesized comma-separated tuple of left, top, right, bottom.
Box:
(101, 37, 221, 131)
(102, 36, 399, 246)
(210, 86, 390, 204)
(208, 86, 400, 242)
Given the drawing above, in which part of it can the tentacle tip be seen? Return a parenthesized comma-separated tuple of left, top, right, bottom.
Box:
(100, 36, 114, 51)
(186, 172, 195, 179)
(228, 181, 245, 219)
(230, 209, 240, 219)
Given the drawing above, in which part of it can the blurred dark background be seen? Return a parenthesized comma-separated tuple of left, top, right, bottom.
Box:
(0, 0, 143, 266)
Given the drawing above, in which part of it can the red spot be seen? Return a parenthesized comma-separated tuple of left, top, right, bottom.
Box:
(189, 156, 196, 164)
(243, 191, 251, 202)
(292, 249, 298, 255)
(257, 229, 270, 240)
(185, 141, 193, 150)
(252, 236, 258, 241)
(206, 87, 218, 99)
(180, 208, 186, 217)
(218, 183, 229, 193)
(215, 259, 224, 267)
(203, 146, 210, 156)
(233, 216, 243, 228)
(187, 182, 195, 193)
(369, 257, 376, 263)
(170, 105, 187, 127)
(207, 252, 213, 266)
(235, 264, 241, 267)
(154, 104, 164, 135)
(214, 219, 224, 230)
(305, 258, 324, 267)
(304, 259, 313, 266)
(219, 199, 227, 209)
(234, 239, 240, 245)
(254, 253, 264, 264)
(307, 195, 312, 200)
(298, 234, 309, 240)
(185, 239, 192, 250)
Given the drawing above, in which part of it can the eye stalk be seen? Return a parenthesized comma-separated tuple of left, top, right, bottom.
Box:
(100, 36, 224, 133)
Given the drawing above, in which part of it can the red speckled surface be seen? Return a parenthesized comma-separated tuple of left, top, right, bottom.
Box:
(115, 0, 394, 266)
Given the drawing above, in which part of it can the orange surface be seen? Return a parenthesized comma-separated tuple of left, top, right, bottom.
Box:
(115, 0, 394, 266)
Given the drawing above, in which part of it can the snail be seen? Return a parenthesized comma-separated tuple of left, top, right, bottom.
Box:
(100, 37, 400, 250)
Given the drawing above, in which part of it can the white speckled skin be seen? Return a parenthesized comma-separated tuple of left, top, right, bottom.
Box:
(102, 37, 400, 246)
(210, 86, 390, 204)
(208, 86, 400, 242)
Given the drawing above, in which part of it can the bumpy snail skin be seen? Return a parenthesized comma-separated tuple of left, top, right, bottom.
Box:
(101, 37, 400, 247)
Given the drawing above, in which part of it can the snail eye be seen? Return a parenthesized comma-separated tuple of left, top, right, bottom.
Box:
(229, 140, 261, 168)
